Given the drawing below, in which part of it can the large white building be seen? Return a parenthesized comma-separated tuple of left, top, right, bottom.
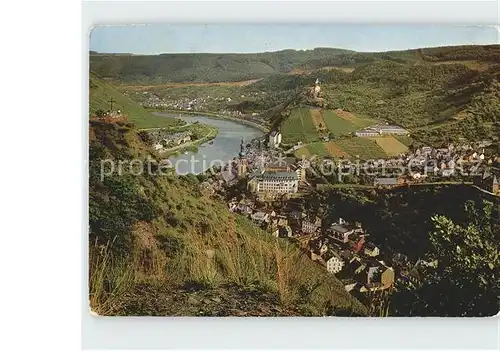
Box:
(255, 171, 298, 194)
(355, 124, 409, 137)
(268, 131, 282, 148)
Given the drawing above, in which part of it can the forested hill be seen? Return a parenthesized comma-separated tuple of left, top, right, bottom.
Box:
(89, 45, 500, 83)
(89, 48, 353, 83)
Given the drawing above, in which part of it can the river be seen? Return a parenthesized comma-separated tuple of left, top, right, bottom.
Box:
(156, 113, 264, 174)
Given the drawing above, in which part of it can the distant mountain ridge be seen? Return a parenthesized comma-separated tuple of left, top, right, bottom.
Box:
(89, 45, 500, 84)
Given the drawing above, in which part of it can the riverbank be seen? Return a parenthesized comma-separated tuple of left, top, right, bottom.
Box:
(166, 114, 264, 175)
(159, 124, 218, 156)
(152, 109, 270, 133)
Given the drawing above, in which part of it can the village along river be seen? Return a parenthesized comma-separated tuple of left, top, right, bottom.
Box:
(155, 113, 264, 174)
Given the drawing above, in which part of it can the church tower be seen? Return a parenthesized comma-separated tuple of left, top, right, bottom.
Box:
(237, 138, 247, 178)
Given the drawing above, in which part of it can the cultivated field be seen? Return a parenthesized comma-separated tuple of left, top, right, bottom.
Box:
(283, 108, 379, 143)
(394, 135, 414, 147)
(324, 142, 349, 158)
(306, 142, 329, 157)
(294, 146, 311, 159)
(294, 138, 387, 160)
(368, 136, 409, 156)
(333, 109, 377, 128)
(335, 138, 387, 160)
(281, 108, 319, 144)
(322, 110, 360, 136)
(310, 109, 327, 132)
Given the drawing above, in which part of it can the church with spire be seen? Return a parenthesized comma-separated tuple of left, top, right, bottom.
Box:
(237, 138, 247, 178)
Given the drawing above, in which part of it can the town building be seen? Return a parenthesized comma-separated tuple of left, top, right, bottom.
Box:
(349, 258, 395, 291)
(265, 162, 290, 173)
(268, 131, 282, 148)
(441, 168, 455, 177)
(251, 211, 269, 223)
(301, 218, 321, 234)
(237, 138, 247, 178)
(325, 251, 345, 274)
(254, 171, 299, 194)
(473, 171, 500, 195)
(355, 124, 409, 137)
(232, 202, 253, 215)
(373, 177, 404, 188)
(363, 242, 380, 257)
(278, 225, 293, 238)
(364, 264, 395, 290)
(350, 235, 366, 254)
(327, 218, 365, 243)
(354, 129, 381, 137)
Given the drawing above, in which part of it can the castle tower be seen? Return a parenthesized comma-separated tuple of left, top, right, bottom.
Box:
(237, 138, 247, 178)
(313, 78, 321, 98)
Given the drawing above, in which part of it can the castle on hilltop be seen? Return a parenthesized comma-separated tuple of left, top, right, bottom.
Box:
(310, 78, 321, 99)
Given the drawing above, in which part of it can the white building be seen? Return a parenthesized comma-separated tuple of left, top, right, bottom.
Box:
(154, 143, 163, 150)
(268, 131, 282, 148)
(301, 220, 320, 234)
(355, 124, 409, 137)
(251, 211, 269, 223)
(295, 167, 306, 182)
(355, 129, 380, 137)
(255, 171, 298, 194)
(326, 252, 345, 274)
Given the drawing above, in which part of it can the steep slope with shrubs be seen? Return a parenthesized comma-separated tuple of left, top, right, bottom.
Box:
(89, 72, 182, 129)
(88, 119, 367, 316)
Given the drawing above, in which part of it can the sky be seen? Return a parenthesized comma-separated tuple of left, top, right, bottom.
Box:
(90, 24, 499, 54)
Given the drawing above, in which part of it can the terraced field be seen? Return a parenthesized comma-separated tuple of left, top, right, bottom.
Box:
(368, 136, 409, 156)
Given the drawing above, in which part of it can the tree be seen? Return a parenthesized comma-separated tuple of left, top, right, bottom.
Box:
(393, 200, 499, 316)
